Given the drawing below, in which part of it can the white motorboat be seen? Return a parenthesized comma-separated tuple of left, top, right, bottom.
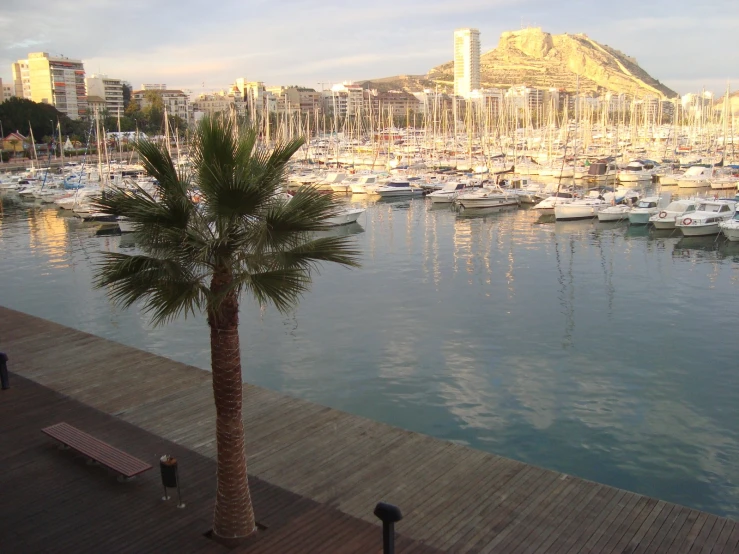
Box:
(554, 191, 616, 220)
(709, 172, 739, 190)
(373, 181, 425, 198)
(628, 196, 666, 225)
(676, 166, 713, 188)
(456, 186, 520, 209)
(719, 211, 739, 241)
(597, 205, 631, 222)
(532, 191, 575, 214)
(649, 199, 697, 229)
(324, 208, 366, 226)
(341, 174, 382, 194)
(675, 199, 737, 236)
(427, 182, 474, 204)
(618, 160, 656, 183)
(314, 172, 347, 191)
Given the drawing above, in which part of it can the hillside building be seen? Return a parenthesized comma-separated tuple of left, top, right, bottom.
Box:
(453, 28, 481, 98)
(11, 52, 87, 119)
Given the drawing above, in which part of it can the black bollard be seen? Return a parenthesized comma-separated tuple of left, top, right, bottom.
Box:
(374, 502, 403, 554)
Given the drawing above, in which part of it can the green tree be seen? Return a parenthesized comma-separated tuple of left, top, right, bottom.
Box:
(122, 83, 133, 110)
(92, 116, 359, 540)
(0, 97, 64, 138)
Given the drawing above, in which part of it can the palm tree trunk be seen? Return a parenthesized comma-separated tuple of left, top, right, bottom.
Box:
(208, 271, 255, 540)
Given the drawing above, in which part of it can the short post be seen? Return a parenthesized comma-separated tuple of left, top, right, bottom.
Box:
(160, 455, 185, 508)
(374, 502, 403, 554)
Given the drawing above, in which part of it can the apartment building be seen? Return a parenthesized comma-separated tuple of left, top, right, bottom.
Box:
(11, 52, 87, 119)
(453, 28, 481, 98)
(85, 74, 125, 115)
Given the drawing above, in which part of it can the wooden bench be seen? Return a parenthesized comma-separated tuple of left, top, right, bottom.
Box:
(42, 422, 152, 480)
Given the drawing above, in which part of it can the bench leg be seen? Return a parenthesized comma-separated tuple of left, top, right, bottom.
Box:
(117, 475, 136, 483)
(86, 459, 99, 466)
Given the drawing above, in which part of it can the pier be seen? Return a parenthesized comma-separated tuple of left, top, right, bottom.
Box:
(1, 305, 737, 552)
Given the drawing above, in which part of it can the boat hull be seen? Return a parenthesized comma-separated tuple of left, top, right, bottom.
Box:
(678, 223, 721, 236)
(720, 224, 739, 241)
(628, 211, 653, 225)
(325, 208, 365, 226)
(597, 209, 629, 222)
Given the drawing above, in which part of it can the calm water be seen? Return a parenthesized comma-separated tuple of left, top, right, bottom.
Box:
(2, 190, 739, 518)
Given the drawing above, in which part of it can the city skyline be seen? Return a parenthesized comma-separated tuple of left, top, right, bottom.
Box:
(1, 0, 738, 97)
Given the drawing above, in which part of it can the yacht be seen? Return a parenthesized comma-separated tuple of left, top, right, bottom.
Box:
(373, 181, 425, 198)
(628, 195, 668, 225)
(340, 174, 381, 194)
(675, 199, 736, 236)
(314, 172, 347, 191)
(532, 191, 575, 214)
(456, 186, 520, 209)
(427, 182, 476, 204)
(719, 211, 739, 241)
(554, 190, 616, 220)
(648, 199, 697, 229)
(676, 166, 713, 188)
(618, 160, 656, 183)
(324, 208, 366, 226)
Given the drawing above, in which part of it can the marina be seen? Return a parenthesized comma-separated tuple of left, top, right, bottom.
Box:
(1, 180, 739, 525)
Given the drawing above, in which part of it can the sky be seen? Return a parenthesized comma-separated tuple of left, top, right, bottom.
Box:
(1, 0, 737, 98)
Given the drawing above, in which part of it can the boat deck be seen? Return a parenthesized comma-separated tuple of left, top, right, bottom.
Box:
(1, 306, 737, 552)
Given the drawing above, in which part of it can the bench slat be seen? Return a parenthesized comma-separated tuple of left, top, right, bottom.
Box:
(42, 422, 152, 478)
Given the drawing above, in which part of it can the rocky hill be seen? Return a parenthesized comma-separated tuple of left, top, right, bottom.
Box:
(362, 28, 677, 99)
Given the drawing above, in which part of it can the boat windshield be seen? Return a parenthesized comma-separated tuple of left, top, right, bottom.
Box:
(665, 201, 692, 212)
(696, 203, 721, 212)
(637, 201, 657, 208)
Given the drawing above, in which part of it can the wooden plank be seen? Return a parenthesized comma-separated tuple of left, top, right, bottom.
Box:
(708, 520, 736, 554)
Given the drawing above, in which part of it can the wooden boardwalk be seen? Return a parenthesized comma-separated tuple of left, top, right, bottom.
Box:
(1, 306, 737, 553)
(1, 376, 434, 553)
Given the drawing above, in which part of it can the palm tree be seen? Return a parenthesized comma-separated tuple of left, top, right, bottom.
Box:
(93, 116, 360, 540)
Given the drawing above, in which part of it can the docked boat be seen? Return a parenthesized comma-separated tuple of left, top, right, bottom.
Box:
(618, 160, 656, 183)
(427, 181, 474, 204)
(344, 174, 383, 194)
(373, 181, 425, 197)
(675, 199, 737, 236)
(648, 199, 698, 229)
(676, 166, 713, 188)
(532, 191, 575, 214)
(719, 211, 739, 241)
(456, 186, 520, 209)
(324, 208, 366, 226)
(314, 172, 347, 191)
(597, 204, 632, 222)
(628, 195, 668, 225)
(554, 190, 616, 220)
(584, 161, 619, 181)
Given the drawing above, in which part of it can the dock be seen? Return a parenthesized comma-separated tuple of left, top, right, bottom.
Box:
(1, 305, 737, 552)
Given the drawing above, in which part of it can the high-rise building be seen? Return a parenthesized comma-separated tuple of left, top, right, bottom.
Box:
(85, 74, 125, 116)
(453, 28, 481, 98)
(11, 52, 87, 119)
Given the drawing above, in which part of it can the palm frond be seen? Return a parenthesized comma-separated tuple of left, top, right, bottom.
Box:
(94, 253, 207, 325)
(270, 236, 362, 271)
